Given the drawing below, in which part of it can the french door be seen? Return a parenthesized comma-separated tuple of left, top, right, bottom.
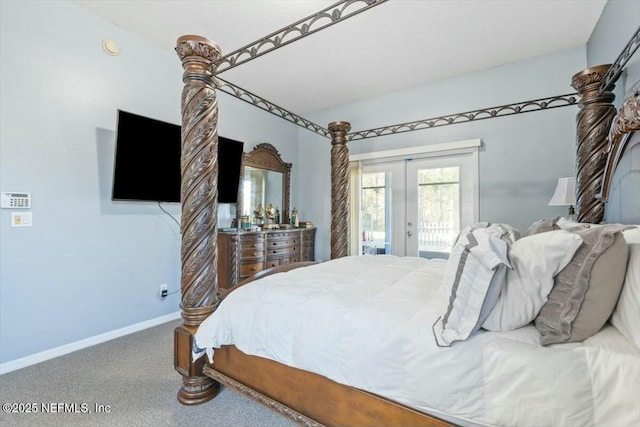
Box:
(359, 152, 477, 258)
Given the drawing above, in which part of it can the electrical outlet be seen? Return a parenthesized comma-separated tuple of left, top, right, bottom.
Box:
(160, 283, 168, 299)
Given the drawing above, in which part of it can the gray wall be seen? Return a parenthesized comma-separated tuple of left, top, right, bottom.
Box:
(300, 46, 586, 261)
(0, 0, 299, 364)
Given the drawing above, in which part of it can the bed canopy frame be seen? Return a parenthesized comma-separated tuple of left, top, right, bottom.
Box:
(173, 0, 640, 423)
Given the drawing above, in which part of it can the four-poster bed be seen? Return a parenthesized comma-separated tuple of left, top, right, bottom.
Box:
(173, 2, 640, 425)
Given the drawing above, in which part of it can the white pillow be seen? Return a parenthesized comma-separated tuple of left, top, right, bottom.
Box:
(610, 226, 640, 349)
(482, 230, 583, 332)
(433, 225, 512, 346)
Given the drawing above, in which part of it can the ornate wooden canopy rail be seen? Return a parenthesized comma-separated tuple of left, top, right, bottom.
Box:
(599, 25, 640, 93)
(217, 78, 330, 138)
(347, 94, 579, 141)
(198, 6, 639, 145)
(212, 0, 388, 75)
(216, 81, 582, 140)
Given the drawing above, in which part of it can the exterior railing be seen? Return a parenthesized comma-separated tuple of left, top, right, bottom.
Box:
(418, 221, 456, 252)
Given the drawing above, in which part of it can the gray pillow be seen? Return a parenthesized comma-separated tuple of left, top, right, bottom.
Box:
(524, 216, 560, 236)
(535, 225, 629, 345)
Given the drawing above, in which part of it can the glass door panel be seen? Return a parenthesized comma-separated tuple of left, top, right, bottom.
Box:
(406, 155, 475, 259)
(360, 161, 404, 255)
(416, 166, 460, 258)
(361, 172, 387, 255)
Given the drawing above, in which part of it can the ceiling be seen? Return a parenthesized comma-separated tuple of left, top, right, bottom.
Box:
(73, 0, 607, 115)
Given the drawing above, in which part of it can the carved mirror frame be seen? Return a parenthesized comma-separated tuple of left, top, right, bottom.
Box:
(237, 143, 292, 225)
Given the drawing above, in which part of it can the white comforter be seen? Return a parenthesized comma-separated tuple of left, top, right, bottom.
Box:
(195, 255, 640, 427)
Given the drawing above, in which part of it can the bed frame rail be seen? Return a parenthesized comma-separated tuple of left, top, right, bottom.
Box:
(205, 346, 453, 427)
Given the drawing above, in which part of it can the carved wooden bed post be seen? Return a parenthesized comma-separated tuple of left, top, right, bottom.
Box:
(570, 65, 617, 224)
(328, 121, 351, 259)
(174, 35, 222, 405)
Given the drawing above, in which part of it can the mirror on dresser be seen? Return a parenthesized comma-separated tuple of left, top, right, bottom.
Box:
(220, 143, 315, 289)
(237, 143, 292, 225)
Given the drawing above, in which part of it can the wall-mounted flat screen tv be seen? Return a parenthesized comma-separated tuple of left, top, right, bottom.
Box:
(112, 110, 244, 203)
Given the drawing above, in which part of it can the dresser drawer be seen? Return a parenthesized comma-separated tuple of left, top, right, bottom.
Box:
(282, 255, 300, 265)
(239, 239, 264, 250)
(240, 247, 265, 260)
(268, 231, 299, 240)
(267, 245, 299, 257)
(267, 255, 300, 269)
(267, 258, 281, 269)
(267, 237, 300, 248)
(301, 244, 313, 258)
(240, 261, 264, 277)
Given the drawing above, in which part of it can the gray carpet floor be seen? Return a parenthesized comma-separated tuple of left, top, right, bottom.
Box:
(0, 319, 299, 427)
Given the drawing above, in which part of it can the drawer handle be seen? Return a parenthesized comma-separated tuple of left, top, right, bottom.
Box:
(251, 267, 257, 272)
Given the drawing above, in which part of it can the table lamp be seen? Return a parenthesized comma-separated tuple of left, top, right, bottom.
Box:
(549, 177, 576, 220)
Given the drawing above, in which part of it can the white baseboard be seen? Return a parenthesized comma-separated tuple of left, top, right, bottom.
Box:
(0, 311, 182, 375)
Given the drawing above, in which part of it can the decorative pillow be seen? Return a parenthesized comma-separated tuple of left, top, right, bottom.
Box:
(534, 225, 630, 345)
(556, 217, 591, 230)
(451, 222, 520, 246)
(433, 225, 513, 346)
(482, 230, 583, 332)
(524, 216, 560, 236)
(610, 226, 640, 349)
(451, 222, 489, 246)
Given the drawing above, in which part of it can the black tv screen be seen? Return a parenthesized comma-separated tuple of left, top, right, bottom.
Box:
(112, 110, 244, 203)
(217, 136, 245, 203)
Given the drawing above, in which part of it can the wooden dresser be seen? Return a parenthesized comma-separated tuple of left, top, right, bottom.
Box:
(218, 228, 316, 288)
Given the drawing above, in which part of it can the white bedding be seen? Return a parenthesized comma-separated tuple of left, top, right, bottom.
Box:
(195, 255, 640, 427)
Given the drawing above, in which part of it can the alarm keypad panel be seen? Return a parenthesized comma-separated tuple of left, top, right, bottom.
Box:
(1, 192, 32, 209)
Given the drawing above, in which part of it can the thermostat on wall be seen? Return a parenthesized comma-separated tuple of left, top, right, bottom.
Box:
(1, 192, 31, 209)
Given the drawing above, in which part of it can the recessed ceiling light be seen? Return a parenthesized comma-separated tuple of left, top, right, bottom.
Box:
(102, 39, 120, 56)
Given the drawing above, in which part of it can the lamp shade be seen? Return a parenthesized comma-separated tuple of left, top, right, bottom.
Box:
(549, 177, 576, 206)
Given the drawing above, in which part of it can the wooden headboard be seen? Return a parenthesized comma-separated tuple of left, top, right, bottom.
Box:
(602, 92, 640, 224)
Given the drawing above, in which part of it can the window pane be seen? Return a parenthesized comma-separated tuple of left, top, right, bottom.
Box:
(418, 166, 459, 185)
(418, 167, 459, 254)
(362, 172, 385, 188)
